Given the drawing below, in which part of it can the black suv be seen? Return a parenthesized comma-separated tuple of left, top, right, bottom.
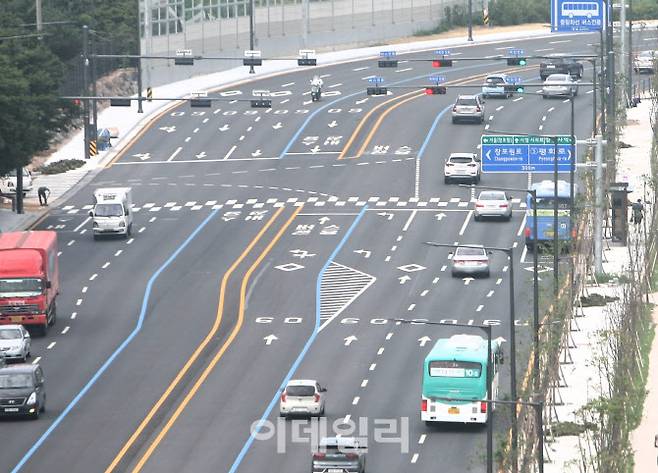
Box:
(540, 57, 584, 80)
(0, 364, 46, 419)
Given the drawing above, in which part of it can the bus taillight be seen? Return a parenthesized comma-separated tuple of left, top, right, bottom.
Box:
(524, 227, 531, 238)
(422, 399, 428, 412)
(480, 401, 487, 413)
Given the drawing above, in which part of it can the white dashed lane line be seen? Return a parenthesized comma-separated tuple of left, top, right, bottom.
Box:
(487, 290, 494, 298)
(76, 299, 82, 306)
(32, 356, 41, 365)
(369, 363, 376, 371)
(70, 312, 77, 320)
(89, 273, 98, 281)
(386, 332, 393, 340)
(377, 347, 384, 355)
(127, 238, 134, 245)
(67, 240, 75, 247)
(361, 379, 368, 387)
(411, 454, 419, 464)
(61, 326, 70, 335)
(352, 397, 360, 405)
(82, 287, 88, 293)
(418, 434, 426, 444)
(102, 262, 111, 269)
(46, 342, 56, 350)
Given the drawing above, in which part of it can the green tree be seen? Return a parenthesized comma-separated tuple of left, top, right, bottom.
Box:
(0, 38, 77, 174)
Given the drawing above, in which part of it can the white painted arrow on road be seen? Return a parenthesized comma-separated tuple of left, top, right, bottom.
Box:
(318, 216, 331, 224)
(303, 100, 313, 105)
(418, 336, 431, 347)
(344, 335, 358, 346)
(195, 151, 207, 159)
(219, 124, 230, 131)
(356, 98, 369, 104)
(435, 213, 446, 221)
(132, 153, 151, 161)
(463, 277, 474, 285)
(328, 120, 338, 128)
(264, 334, 278, 345)
(399, 275, 411, 284)
(378, 212, 394, 220)
(272, 122, 283, 130)
(354, 249, 371, 258)
(310, 145, 321, 154)
(252, 149, 262, 157)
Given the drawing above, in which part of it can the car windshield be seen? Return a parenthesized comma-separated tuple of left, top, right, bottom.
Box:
(456, 247, 485, 256)
(485, 77, 505, 85)
(0, 373, 33, 389)
(0, 329, 21, 340)
(286, 385, 315, 396)
(94, 203, 124, 217)
(449, 156, 474, 164)
(456, 97, 477, 106)
(478, 192, 505, 200)
(639, 51, 654, 58)
(0, 278, 43, 296)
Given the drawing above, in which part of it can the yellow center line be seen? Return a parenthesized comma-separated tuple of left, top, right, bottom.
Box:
(105, 205, 287, 473)
(337, 89, 421, 159)
(130, 204, 302, 472)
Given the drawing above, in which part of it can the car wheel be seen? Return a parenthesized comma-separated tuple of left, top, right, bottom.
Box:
(93, 234, 99, 241)
(451, 270, 458, 278)
(475, 175, 481, 184)
(452, 117, 457, 124)
(483, 270, 490, 278)
(505, 214, 512, 222)
(474, 214, 481, 221)
(37, 323, 48, 337)
(444, 177, 450, 184)
(542, 95, 548, 99)
(480, 116, 484, 124)
(40, 395, 46, 413)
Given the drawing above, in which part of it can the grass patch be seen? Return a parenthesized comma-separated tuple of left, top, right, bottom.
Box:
(550, 421, 596, 437)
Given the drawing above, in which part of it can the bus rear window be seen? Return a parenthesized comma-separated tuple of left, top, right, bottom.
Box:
(429, 360, 481, 378)
(534, 197, 570, 210)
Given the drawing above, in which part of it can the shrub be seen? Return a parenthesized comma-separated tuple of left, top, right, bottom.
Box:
(38, 159, 86, 175)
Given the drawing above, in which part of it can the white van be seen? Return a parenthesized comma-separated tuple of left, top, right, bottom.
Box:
(89, 188, 133, 239)
(0, 168, 33, 196)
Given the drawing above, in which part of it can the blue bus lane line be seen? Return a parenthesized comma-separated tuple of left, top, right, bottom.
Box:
(228, 205, 368, 473)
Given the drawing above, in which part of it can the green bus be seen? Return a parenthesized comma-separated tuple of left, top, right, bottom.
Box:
(421, 334, 504, 425)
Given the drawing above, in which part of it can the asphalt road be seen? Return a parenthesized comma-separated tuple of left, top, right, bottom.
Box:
(0, 30, 611, 473)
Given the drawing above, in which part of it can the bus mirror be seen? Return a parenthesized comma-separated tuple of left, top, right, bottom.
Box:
(655, 434, 658, 448)
(88, 210, 94, 217)
(498, 351, 505, 365)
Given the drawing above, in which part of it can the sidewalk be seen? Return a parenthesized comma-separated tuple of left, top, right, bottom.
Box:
(631, 294, 658, 471)
(0, 23, 563, 233)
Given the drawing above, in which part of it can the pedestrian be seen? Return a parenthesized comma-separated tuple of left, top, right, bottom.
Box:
(37, 186, 50, 206)
(631, 198, 644, 226)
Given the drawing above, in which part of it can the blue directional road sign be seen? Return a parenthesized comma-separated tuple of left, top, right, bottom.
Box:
(481, 135, 576, 173)
(551, 0, 604, 32)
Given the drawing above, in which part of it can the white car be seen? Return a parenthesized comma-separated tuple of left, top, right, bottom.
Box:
(444, 153, 481, 184)
(474, 190, 513, 221)
(542, 74, 578, 98)
(633, 50, 656, 74)
(481, 74, 513, 99)
(279, 379, 326, 418)
(0, 325, 31, 362)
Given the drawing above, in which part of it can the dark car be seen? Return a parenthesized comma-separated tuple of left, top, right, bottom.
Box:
(312, 437, 366, 473)
(540, 57, 584, 80)
(0, 364, 46, 419)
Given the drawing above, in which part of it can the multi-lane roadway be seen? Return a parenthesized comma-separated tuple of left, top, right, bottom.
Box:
(0, 30, 637, 473)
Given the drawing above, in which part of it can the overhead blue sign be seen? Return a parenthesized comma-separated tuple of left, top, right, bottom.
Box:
(481, 135, 576, 173)
(551, 0, 604, 32)
(508, 48, 525, 56)
(429, 74, 446, 83)
(435, 49, 451, 56)
(368, 76, 384, 84)
(380, 51, 396, 57)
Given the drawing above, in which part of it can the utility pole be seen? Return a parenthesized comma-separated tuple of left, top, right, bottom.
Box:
(90, 31, 98, 143)
(302, 0, 310, 47)
(249, 0, 256, 73)
(137, 2, 144, 113)
(467, 0, 473, 41)
(82, 25, 91, 160)
(594, 135, 605, 273)
(627, 0, 633, 102)
(35, 0, 43, 34)
(619, 0, 626, 105)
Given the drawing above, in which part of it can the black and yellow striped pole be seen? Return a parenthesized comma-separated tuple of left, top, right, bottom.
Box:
(483, 7, 490, 27)
(89, 139, 97, 157)
(147, 87, 153, 102)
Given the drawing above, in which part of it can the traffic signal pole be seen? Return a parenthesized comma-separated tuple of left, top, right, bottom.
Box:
(82, 25, 91, 160)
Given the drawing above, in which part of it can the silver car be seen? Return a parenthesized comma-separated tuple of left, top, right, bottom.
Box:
(312, 437, 366, 473)
(474, 191, 513, 221)
(451, 95, 485, 124)
(451, 246, 491, 278)
(0, 325, 31, 362)
(542, 74, 578, 98)
(481, 74, 513, 99)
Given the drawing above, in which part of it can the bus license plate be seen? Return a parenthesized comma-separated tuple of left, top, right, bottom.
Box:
(545, 230, 554, 238)
(448, 407, 460, 415)
(4, 408, 19, 413)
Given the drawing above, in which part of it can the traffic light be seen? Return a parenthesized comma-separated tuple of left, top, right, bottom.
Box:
(297, 58, 317, 66)
(432, 59, 453, 68)
(425, 86, 447, 95)
(251, 99, 272, 108)
(243, 57, 262, 66)
(110, 98, 132, 107)
(506, 57, 527, 66)
(367, 87, 388, 95)
(190, 98, 212, 108)
(378, 59, 398, 68)
(515, 86, 525, 93)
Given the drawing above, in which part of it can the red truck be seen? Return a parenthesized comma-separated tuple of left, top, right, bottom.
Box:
(0, 231, 59, 335)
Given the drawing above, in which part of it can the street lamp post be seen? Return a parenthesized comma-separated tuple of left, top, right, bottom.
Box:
(249, 0, 255, 74)
(395, 319, 494, 473)
(424, 242, 517, 470)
